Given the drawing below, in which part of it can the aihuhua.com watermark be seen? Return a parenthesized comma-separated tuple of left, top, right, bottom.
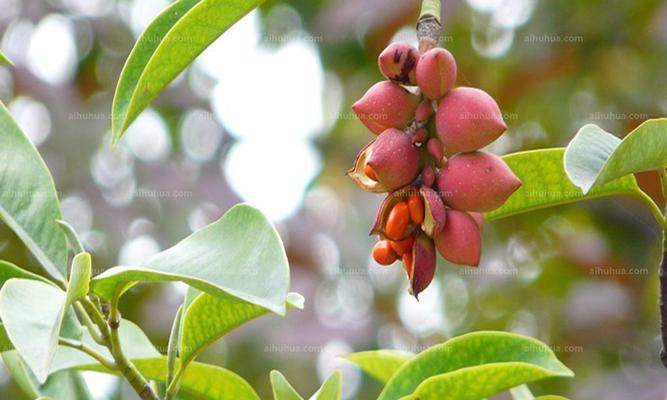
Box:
(68, 111, 111, 121)
(523, 34, 584, 44)
(457, 267, 518, 276)
(524, 190, 583, 199)
(264, 33, 323, 44)
(589, 266, 649, 276)
(522, 343, 584, 354)
(264, 344, 323, 354)
(135, 189, 193, 199)
(460, 111, 519, 121)
(334, 111, 388, 121)
(588, 111, 649, 121)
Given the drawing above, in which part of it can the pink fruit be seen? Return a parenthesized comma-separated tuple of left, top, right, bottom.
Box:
(352, 81, 420, 135)
(378, 42, 419, 85)
(367, 129, 420, 191)
(416, 48, 457, 100)
(426, 138, 444, 163)
(421, 165, 435, 187)
(436, 151, 521, 212)
(415, 99, 434, 122)
(435, 87, 507, 154)
(435, 209, 482, 266)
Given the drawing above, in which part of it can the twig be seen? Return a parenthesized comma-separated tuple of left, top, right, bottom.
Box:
(658, 168, 667, 369)
(417, 0, 442, 53)
(58, 338, 116, 370)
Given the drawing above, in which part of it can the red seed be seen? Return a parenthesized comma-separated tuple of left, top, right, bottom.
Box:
(364, 163, 378, 181)
(407, 195, 425, 224)
(372, 240, 398, 265)
(386, 201, 410, 240)
(389, 236, 415, 256)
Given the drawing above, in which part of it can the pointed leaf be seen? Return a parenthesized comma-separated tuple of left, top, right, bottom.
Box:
(270, 370, 304, 400)
(379, 331, 573, 400)
(0, 50, 12, 66)
(485, 148, 662, 222)
(179, 290, 303, 370)
(310, 370, 342, 400)
(343, 350, 414, 384)
(112, 0, 266, 144)
(0, 102, 67, 282)
(66, 252, 91, 305)
(91, 204, 291, 315)
(564, 119, 667, 193)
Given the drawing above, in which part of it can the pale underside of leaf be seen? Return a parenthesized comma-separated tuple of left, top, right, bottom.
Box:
(564, 119, 667, 194)
(0, 102, 68, 282)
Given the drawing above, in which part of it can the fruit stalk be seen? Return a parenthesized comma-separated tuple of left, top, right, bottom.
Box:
(658, 168, 667, 369)
(417, 0, 442, 52)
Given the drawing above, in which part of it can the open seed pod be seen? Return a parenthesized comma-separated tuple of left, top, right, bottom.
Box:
(407, 232, 437, 299)
(370, 185, 420, 241)
(420, 186, 447, 237)
(346, 140, 387, 193)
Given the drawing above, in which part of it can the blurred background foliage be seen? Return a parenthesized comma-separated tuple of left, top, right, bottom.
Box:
(0, 0, 667, 398)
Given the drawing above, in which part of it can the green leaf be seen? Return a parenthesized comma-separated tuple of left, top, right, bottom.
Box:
(2, 352, 92, 400)
(535, 396, 569, 400)
(66, 252, 91, 305)
(310, 370, 342, 400)
(510, 384, 535, 400)
(0, 50, 13, 66)
(91, 204, 291, 315)
(270, 370, 304, 400)
(179, 290, 303, 370)
(343, 350, 414, 384)
(378, 331, 573, 400)
(564, 119, 667, 194)
(112, 0, 266, 144)
(67, 357, 261, 400)
(0, 260, 52, 287)
(485, 148, 661, 222)
(0, 102, 68, 282)
(0, 279, 68, 382)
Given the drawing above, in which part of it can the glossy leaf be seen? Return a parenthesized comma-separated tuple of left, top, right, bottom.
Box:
(310, 370, 342, 400)
(343, 350, 414, 384)
(112, 0, 266, 144)
(0, 260, 52, 287)
(379, 331, 573, 400)
(91, 204, 291, 315)
(0, 279, 68, 382)
(485, 148, 662, 222)
(179, 290, 304, 370)
(66, 252, 91, 305)
(65, 357, 260, 400)
(564, 119, 667, 193)
(0, 102, 68, 282)
(270, 370, 304, 400)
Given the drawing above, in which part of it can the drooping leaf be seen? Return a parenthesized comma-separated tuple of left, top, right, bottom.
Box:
(91, 204, 291, 315)
(0, 102, 68, 282)
(112, 0, 266, 144)
(179, 290, 303, 371)
(485, 148, 662, 222)
(378, 331, 573, 400)
(66, 252, 91, 305)
(0, 279, 68, 382)
(270, 370, 304, 400)
(310, 370, 342, 400)
(343, 350, 414, 384)
(564, 119, 667, 193)
(2, 351, 92, 400)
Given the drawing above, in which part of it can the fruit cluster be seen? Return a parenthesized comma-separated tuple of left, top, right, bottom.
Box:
(348, 42, 522, 298)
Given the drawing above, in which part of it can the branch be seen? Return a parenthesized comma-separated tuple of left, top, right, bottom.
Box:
(58, 338, 116, 370)
(417, 0, 442, 53)
(658, 168, 667, 369)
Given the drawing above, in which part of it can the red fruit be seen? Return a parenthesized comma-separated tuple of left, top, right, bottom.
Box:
(436, 151, 521, 212)
(389, 236, 414, 257)
(386, 201, 410, 240)
(409, 233, 437, 298)
(421, 166, 435, 187)
(416, 48, 457, 100)
(426, 138, 445, 163)
(364, 163, 378, 181)
(412, 127, 428, 144)
(367, 128, 420, 191)
(407, 194, 424, 224)
(435, 87, 507, 155)
(372, 240, 398, 265)
(435, 209, 482, 266)
(378, 42, 419, 85)
(415, 100, 434, 122)
(352, 81, 420, 134)
(370, 186, 419, 240)
(402, 252, 414, 277)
